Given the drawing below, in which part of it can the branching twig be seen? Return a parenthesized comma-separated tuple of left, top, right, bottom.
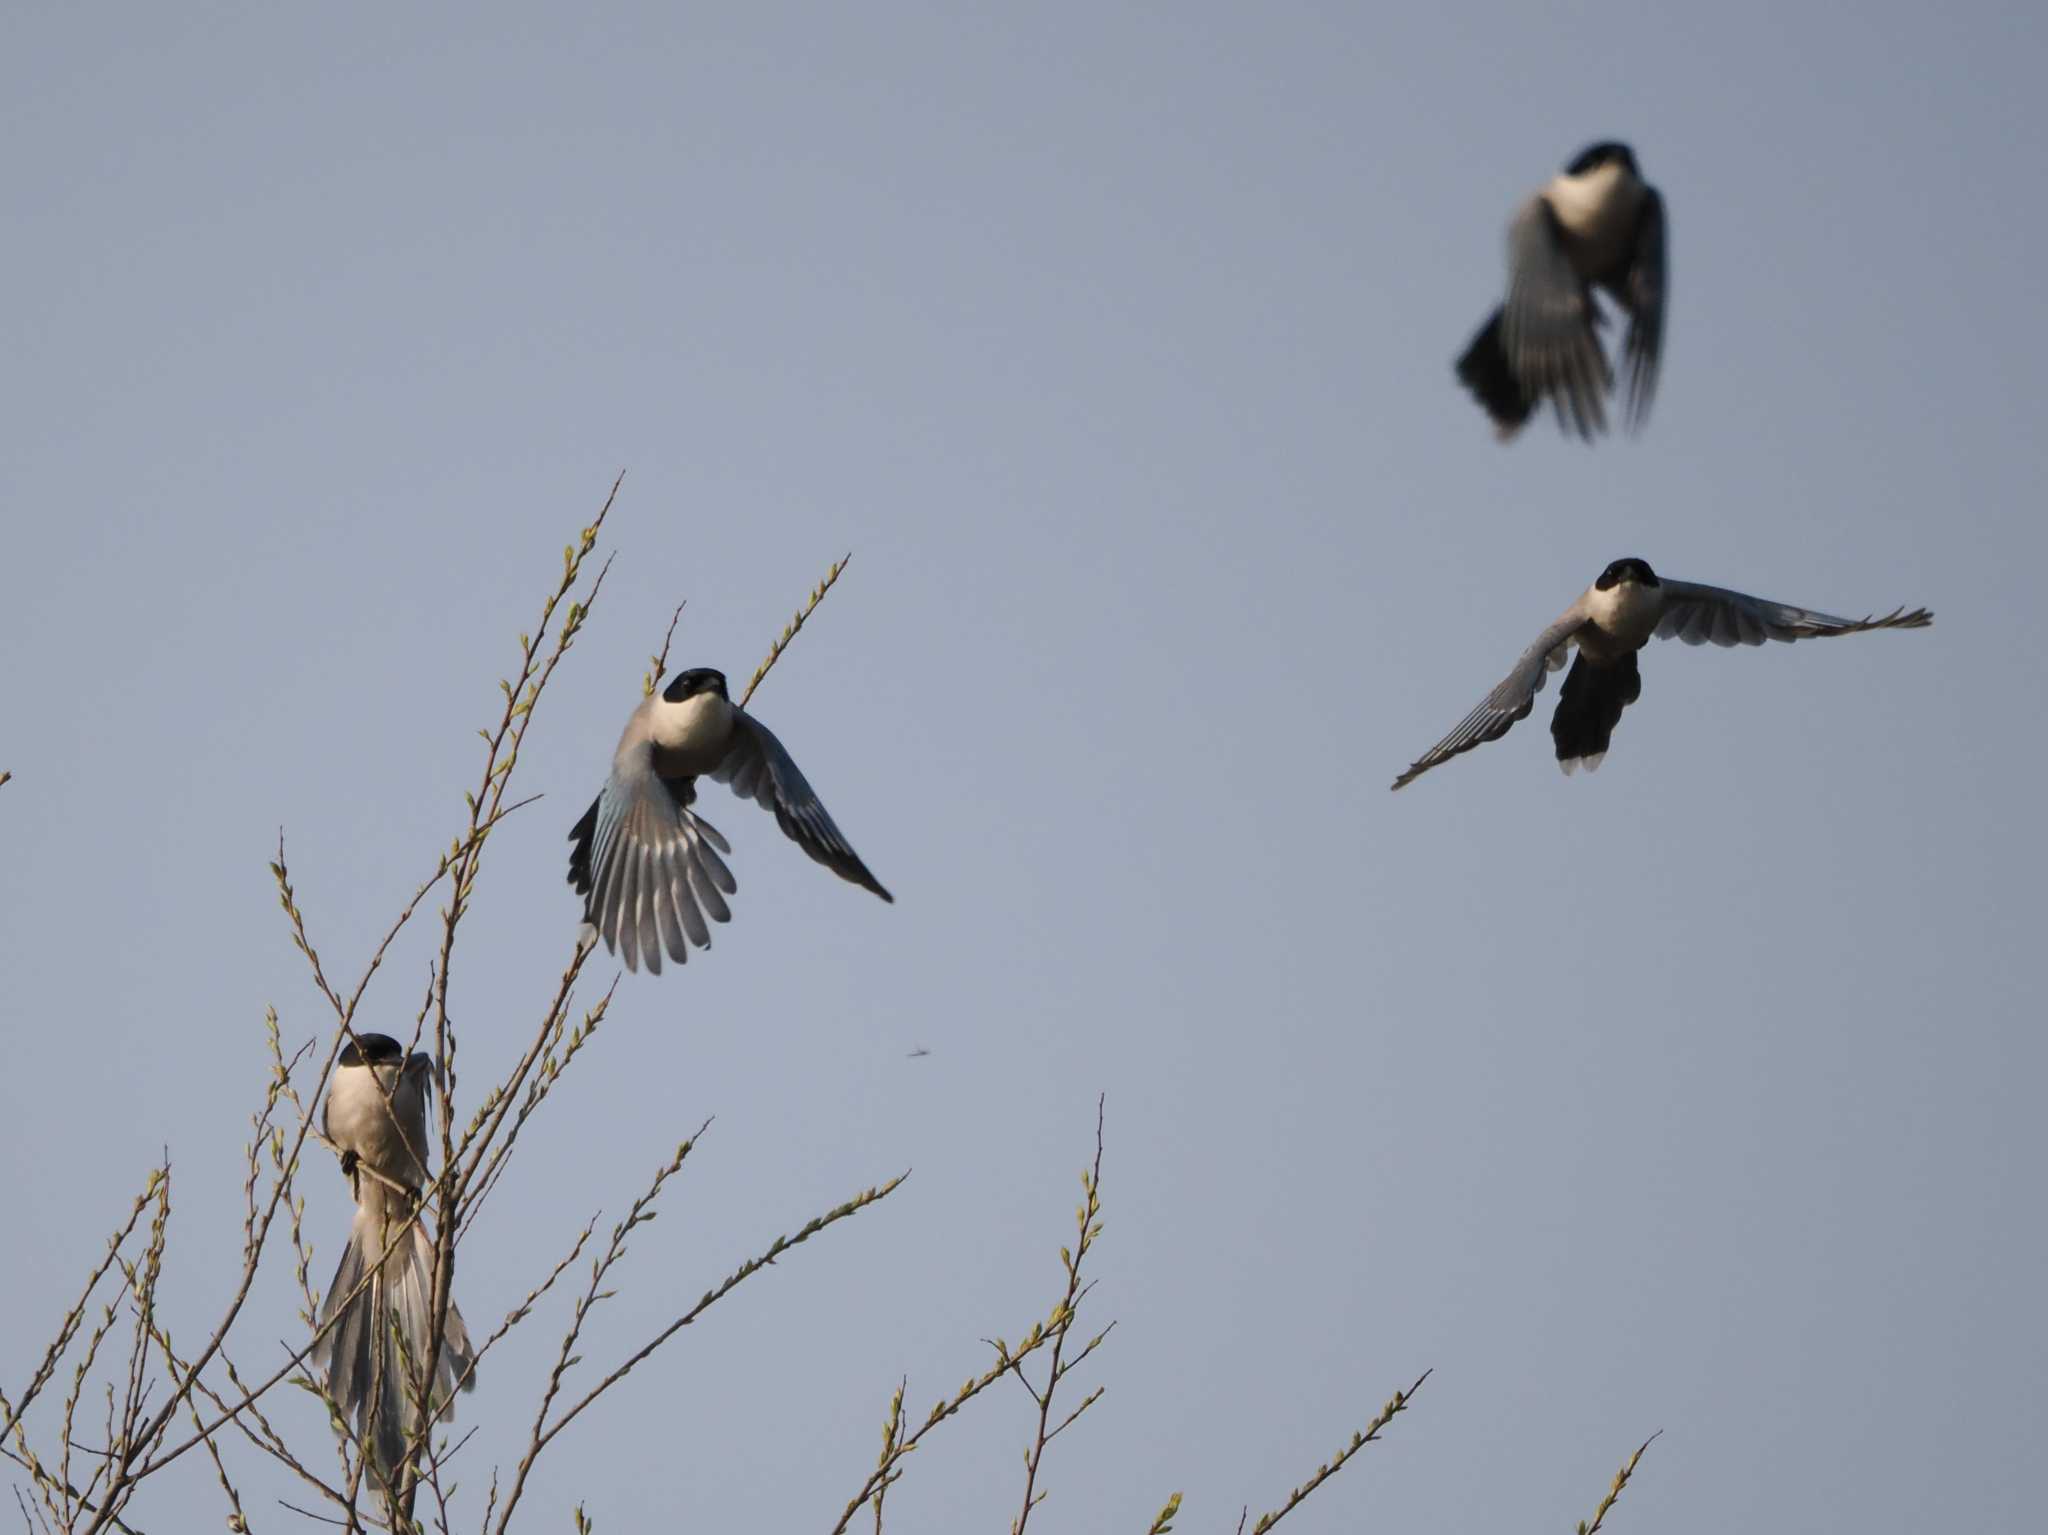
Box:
(538, 1171, 904, 1442)
(829, 1321, 1059, 1535)
(868, 1379, 906, 1533)
(1009, 1097, 1110, 1535)
(834, 1103, 1116, 1535)
(450, 1220, 601, 1396)
(492, 1137, 905, 1535)
(1, 1170, 164, 1446)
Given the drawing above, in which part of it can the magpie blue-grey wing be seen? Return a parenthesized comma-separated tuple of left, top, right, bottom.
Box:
(1653, 582, 1932, 647)
(711, 711, 893, 900)
(566, 745, 737, 974)
(1502, 197, 1611, 440)
(1620, 188, 1667, 432)
(1392, 615, 1587, 790)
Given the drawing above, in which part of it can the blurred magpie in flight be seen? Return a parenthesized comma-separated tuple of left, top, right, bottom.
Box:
(1455, 142, 1668, 440)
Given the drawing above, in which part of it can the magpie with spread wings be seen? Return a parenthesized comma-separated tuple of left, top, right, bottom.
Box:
(568, 668, 892, 972)
(1392, 559, 1931, 790)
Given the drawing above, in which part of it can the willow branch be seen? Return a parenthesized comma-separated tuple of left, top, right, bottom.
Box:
(1576, 1431, 1662, 1535)
(740, 553, 852, 707)
(1245, 1371, 1431, 1535)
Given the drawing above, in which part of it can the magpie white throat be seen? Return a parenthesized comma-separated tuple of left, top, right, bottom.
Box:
(646, 681, 739, 772)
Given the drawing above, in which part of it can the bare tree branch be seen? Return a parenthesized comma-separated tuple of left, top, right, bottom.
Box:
(494, 1145, 905, 1535)
(1, 1170, 164, 1445)
(1010, 1096, 1110, 1535)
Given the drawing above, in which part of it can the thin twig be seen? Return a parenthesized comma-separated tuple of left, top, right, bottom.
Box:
(197, 1339, 348, 1518)
(740, 553, 852, 707)
(869, 1379, 905, 1534)
(1144, 1492, 1182, 1534)
(496, 1162, 907, 1535)
(829, 1322, 1059, 1535)
(1576, 1431, 1662, 1535)
(0, 1449, 139, 1535)
(491, 1131, 710, 1535)
(455, 977, 617, 1242)
(643, 600, 688, 696)
(1245, 1371, 1431, 1535)
(1011, 1097, 1109, 1535)
(278, 1498, 352, 1527)
(447, 1217, 599, 1399)
(0, 1170, 164, 1445)
(177, 1374, 247, 1535)
(834, 1104, 1118, 1535)
(135, 1172, 427, 1482)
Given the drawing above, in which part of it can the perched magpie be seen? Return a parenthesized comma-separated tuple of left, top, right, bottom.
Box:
(313, 1032, 474, 1480)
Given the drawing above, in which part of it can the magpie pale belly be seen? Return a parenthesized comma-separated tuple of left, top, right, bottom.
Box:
(324, 1062, 429, 1189)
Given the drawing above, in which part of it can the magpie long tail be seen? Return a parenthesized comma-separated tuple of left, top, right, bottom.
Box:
(1551, 651, 1642, 774)
(1455, 307, 1535, 439)
(314, 1205, 476, 1479)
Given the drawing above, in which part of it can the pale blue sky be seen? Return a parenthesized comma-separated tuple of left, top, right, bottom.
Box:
(4, 3, 2043, 1530)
